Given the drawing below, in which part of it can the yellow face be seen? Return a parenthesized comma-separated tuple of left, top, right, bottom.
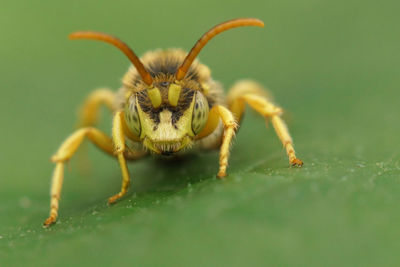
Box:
(124, 83, 209, 155)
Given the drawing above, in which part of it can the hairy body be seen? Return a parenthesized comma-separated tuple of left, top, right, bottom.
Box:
(115, 49, 225, 155)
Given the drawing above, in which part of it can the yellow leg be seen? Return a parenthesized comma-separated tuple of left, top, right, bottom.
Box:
(108, 111, 131, 204)
(228, 80, 303, 167)
(227, 80, 270, 123)
(75, 89, 115, 172)
(210, 105, 238, 178)
(44, 127, 115, 227)
(44, 162, 64, 227)
(77, 88, 115, 127)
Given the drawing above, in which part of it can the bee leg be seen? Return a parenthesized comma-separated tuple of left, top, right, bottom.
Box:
(242, 94, 303, 166)
(211, 105, 238, 178)
(75, 88, 115, 173)
(44, 127, 115, 227)
(108, 111, 131, 204)
(228, 80, 303, 167)
(77, 88, 115, 128)
(227, 80, 270, 124)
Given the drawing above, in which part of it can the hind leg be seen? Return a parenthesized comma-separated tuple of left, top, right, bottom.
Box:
(77, 88, 115, 127)
(228, 80, 303, 167)
(75, 88, 116, 171)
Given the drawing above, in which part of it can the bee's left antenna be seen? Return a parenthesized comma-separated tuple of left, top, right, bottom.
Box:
(69, 31, 153, 85)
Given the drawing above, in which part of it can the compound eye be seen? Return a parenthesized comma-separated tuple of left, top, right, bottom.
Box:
(124, 94, 141, 137)
(191, 91, 209, 135)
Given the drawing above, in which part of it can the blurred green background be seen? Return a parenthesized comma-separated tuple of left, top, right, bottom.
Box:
(1, 0, 400, 266)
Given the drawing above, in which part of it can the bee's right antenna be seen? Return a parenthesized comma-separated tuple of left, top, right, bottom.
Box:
(175, 18, 264, 81)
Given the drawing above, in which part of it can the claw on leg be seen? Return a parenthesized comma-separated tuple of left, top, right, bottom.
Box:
(43, 215, 57, 228)
(217, 169, 228, 179)
(108, 154, 130, 204)
(108, 192, 125, 204)
(286, 143, 303, 167)
(43, 162, 64, 227)
(272, 117, 303, 168)
(290, 158, 303, 167)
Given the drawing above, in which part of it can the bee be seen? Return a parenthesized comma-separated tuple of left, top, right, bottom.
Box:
(44, 18, 303, 227)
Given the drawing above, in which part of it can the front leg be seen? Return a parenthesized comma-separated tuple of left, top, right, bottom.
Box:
(203, 105, 238, 178)
(108, 111, 131, 204)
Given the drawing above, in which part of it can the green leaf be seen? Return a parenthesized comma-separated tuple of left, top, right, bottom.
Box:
(1, 0, 400, 266)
